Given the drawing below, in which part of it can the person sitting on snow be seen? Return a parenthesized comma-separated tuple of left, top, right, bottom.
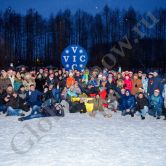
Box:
(2, 84, 25, 116)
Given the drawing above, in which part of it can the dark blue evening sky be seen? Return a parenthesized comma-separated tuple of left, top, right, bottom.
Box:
(0, 0, 166, 17)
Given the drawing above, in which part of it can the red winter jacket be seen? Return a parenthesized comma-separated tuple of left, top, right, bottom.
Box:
(99, 89, 107, 100)
(124, 79, 132, 91)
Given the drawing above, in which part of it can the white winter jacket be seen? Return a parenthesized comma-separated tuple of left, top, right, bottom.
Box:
(162, 84, 166, 99)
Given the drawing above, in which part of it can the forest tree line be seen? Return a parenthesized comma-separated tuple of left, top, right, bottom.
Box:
(0, 5, 166, 70)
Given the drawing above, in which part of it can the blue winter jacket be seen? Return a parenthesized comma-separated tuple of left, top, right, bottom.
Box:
(149, 94, 163, 109)
(26, 90, 43, 106)
(52, 88, 61, 103)
(121, 90, 136, 110)
(88, 79, 98, 87)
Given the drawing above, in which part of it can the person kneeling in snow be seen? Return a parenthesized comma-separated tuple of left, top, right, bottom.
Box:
(107, 88, 120, 112)
(90, 94, 112, 118)
(136, 92, 149, 120)
(121, 90, 136, 117)
(149, 89, 163, 119)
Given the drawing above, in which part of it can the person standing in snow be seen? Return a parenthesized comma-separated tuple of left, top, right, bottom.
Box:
(147, 72, 155, 96)
(162, 84, 166, 120)
(131, 73, 143, 95)
(153, 71, 163, 92)
(142, 74, 148, 94)
(124, 75, 132, 92)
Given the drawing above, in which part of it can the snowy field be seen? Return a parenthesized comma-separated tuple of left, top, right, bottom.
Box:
(0, 111, 166, 166)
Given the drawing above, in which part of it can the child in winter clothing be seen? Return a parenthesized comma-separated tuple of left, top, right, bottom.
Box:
(149, 89, 164, 119)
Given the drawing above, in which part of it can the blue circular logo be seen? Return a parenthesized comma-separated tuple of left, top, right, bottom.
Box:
(61, 45, 88, 71)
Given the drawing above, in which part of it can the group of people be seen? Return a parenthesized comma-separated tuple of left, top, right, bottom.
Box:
(0, 66, 166, 121)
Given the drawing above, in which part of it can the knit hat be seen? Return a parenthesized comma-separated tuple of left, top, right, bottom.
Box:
(148, 72, 153, 76)
(154, 89, 160, 93)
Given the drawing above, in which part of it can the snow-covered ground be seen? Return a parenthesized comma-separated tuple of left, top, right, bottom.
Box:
(0, 111, 166, 166)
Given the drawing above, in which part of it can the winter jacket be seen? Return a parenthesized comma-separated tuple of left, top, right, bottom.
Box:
(105, 82, 117, 93)
(52, 88, 61, 102)
(14, 79, 22, 91)
(131, 78, 142, 95)
(46, 77, 56, 86)
(107, 91, 120, 103)
(149, 94, 163, 109)
(142, 78, 148, 93)
(162, 84, 166, 99)
(88, 79, 98, 87)
(67, 89, 77, 97)
(121, 91, 136, 110)
(18, 91, 29, 111)
(0, 78, 11, 94)
(99, 89, 107, 100)
(93, 98, 105, 111)
(2, 91, 19, 109)
(42, 90, 54, 102)
(153, 76, 163, 92)
(35, 77, 46, 92)
(26, 90, 43, 106)
(82, 74, 89, 84)
(124, 79, 132, 91)
(118, 94, 126, 111)
(58, 79, 66, 89)
(162, 84, 166, 108)
(66, 77, 75, 88)
(72, 86, 81, 95)
(136, 96, 149, 110)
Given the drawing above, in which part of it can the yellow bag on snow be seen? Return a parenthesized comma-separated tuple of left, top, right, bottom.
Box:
(84, 102, 94, 112)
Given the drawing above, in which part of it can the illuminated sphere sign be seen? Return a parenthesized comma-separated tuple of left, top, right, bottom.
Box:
(61, 45, 88, 71)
